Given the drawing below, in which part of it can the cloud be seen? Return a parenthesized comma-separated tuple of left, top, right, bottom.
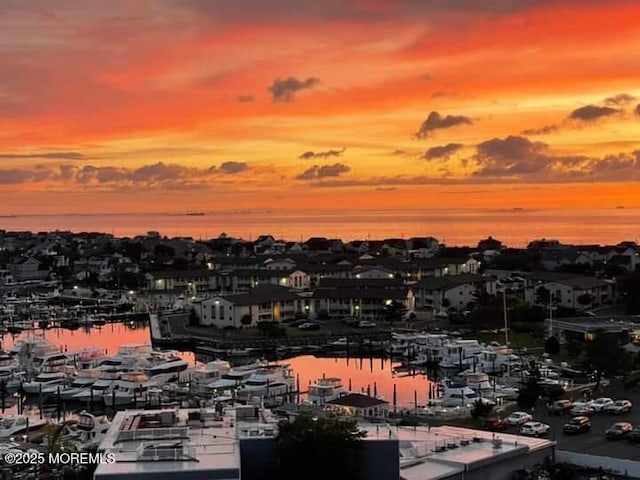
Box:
(374, 187, 397, 191)
(296, 163, 350, 180)
(218, 161, 249, 174)
(569, 105, 619, 122)
(414, 111, 472, 139)
(0, 151, 89, 161)
(473, 135, 560, 177)
(520, 124, 558, 136)
(635, 104, 640, 116)
(298, 148, 345, 160)
(603, 93, 636, 106)
(236, 95, 255, 103)
(269, 76, 319, 102)
(0, 160, 250, 189)
(423, 143, 464, 160)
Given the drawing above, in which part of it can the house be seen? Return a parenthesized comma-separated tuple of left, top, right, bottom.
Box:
(523, 272, 614, 309)
(326, 393, 388, 419)
(146, 270, 218, 293)
(477, 236, 503, 251)
(352, 266, 395, 279)
(412, 274, 497, 312)
(8, 256, 49, 282)
(195, 285, 301, 328)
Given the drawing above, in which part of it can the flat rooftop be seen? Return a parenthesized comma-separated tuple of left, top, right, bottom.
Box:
(95, 406, 279, 480)
(546, 316, 640, 332)
(359, 424, 554, 480)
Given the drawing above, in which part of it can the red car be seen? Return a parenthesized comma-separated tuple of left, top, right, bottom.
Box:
(484, 418, 507, 431)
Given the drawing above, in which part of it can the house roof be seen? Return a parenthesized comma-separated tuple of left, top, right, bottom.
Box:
(312, 286, 410, 300)
(316, 278, 403, 289)
(414, 274, 487, 291)
(328, 393, 388, 408)
(556, 277, 611, 289)
(148, 269, 218, 279)
(212, 285, 301, 306)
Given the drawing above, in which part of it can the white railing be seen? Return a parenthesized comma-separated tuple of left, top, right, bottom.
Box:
(117, 426, 189, 443)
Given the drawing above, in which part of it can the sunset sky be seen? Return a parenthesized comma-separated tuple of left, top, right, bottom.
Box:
(2, 0, 640, 214)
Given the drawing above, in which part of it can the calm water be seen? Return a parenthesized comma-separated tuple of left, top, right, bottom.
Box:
(1, 324, 432, 408)
(2, 208, 640, 247)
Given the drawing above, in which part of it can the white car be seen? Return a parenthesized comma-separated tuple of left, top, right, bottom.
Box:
(588, 398, 614, 412)
(358, 320, 376, 328)
(506, 411, 533, 426)
(520, 422, 550, 437)
(604, 400, 632, 414)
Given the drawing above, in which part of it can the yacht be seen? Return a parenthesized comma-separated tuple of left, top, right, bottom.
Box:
(307, 377, 346, 405)
(71, 369, 123, 402)
(59, 376, 99, 401)
(102, 372, 157, 406)
(235, 364, 295, 399)
(440, 383, 483, 407)
(145, 356, 189, 383)
(60, 412, 111, 450)
(457, 371, 492, 392)
(207, 360, 268, 392)
(22, 371, 68, 395)
(0, 415, 49, 438)
(190, 360, 232, 395)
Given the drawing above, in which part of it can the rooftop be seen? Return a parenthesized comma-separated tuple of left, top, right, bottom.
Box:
(95, 406, 279, 480)
(360, 425, 554, 480)
(327, 393, 388, 408)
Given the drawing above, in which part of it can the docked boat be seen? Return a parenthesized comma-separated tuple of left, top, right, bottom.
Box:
(0, 415, 49, 438)
(60, 411, 111, 450)
(207, 360, 269, 392)
(457, 371, 492, 392)
(22, 371, 68, 395)
(439, 382, 495, 408)
(189, 360, 232, 395)
(307, 377, 346, 405)
(145, 356, 189, 383)
(102, 372, 157, 406)
(59, 376, 99, 401)
(235, 364, 295, 399)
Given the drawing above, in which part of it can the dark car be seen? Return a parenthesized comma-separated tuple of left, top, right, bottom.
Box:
(628, 428, 640, 442)
(484, 417, 507, 431)
(563, 416, 591, 435)
(606, 422, 633, 439)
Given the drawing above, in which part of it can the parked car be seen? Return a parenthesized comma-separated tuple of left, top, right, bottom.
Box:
(298, 322, 320, 331)
(506, 412, 533, 426)
(484, 417, 507, 431)
(563, 416, 591, 435)
(628, 428, 640, 442)
(605, 422, 633, 439)
(520, 422, 550, 437)
(342, 317, 360, 327)
(549, 399, 573, 415)
(570, 404, 594, 416)
(358, 320, 376, 328)
(588, 397, 614, 412)
(604, 400, 632, 414)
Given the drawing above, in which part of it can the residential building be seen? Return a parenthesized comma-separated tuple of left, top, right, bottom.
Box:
(523, 272, 614, 309)
(412, 274, 497, 312)
(310, 278, 415, 320)
(195, 285, 301, 327)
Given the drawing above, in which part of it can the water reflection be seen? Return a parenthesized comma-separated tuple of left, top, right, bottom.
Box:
(1, 324, 435, 409)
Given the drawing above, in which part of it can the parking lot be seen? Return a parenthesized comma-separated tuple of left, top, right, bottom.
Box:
(503, 384, 640, 458)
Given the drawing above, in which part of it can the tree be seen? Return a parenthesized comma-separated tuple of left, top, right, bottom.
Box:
(441, 298, 451, 308)
(188, 308, 199, 326)
(384, 300, 406, 324)
(277, 413, 367, 480)
(576, 293, 594, 307)
(470, 399, 494, 419)
(583, 329, 633, 387)
(618, 274, 640, 314)
(565, 340, 582, 359)
(535, 286, 551, 305)
(240, 314, 252, 327)
(517, 362, 542, 410)
(545, 336, 561, 355)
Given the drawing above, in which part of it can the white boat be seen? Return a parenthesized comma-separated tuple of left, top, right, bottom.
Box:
(207, 360, 268, 392)
(71, 369, 123, 402)
(22, 371, 68, 395)
(457, 371, 492, 391)
(60, 411, 111, 450)
(440, 382, 494, 408)
(235, 364, 295, 399)
(307, 377, 346, 405)
(189, 360, 232, 395)
(0, 415, 48, 438)
(59, 376, 98, 401)
(145, 357, 189, 383)
(102, 372, 157, 406)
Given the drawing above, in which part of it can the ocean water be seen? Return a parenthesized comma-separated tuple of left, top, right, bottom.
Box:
(2, 208, 640, 247)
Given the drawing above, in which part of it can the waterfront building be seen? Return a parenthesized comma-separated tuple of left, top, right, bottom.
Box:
(410, 273, 497, 312)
